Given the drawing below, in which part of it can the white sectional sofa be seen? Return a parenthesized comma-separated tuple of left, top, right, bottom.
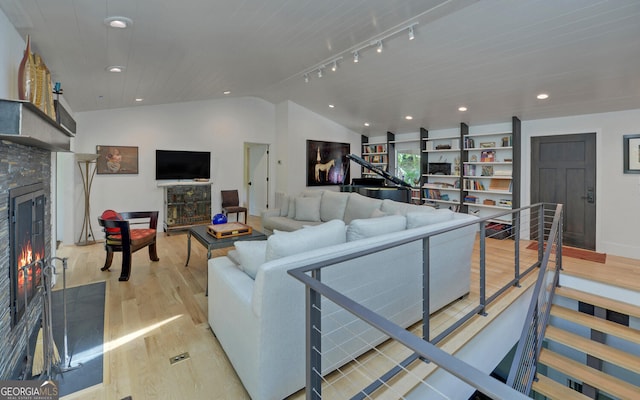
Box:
(208, 190, 478, 400)
(261, 189, 436, 234)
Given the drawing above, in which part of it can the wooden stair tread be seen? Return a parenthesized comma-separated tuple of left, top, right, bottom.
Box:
(545, 325, 640, 374)
(551, 305, 640, 345)
(555, 287, 640, 319)
(538, 348, 640, 400)
(532, 374, 591, 400)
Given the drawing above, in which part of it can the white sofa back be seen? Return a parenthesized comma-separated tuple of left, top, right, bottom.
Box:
(209, 212, 477, 400)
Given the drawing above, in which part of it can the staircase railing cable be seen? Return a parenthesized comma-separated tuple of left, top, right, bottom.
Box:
(506, 203, 564, 394)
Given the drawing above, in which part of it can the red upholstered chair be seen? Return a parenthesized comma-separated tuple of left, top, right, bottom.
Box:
(221, 190, 247, 223)
(98, 210, 159, 281)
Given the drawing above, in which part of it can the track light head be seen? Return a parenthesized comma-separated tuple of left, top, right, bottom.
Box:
(331, 60, 338, 72)
(317, 68, 323, 78)
(304, 73, 310, 83)
(376, 41, 383, 53)
(408, 26, 415, 40)
(353, 51, 359, 63)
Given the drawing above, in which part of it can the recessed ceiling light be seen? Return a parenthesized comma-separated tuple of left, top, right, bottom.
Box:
(328, 104, 335, 108)
(458, 106, 468, 112)
(223, 90, 231, 95)
(135, 98, 143, 102)
(364, 122, 370, 127)
(537, 93, 549, 100)
(104, 16, 133, 29)
(405, 115, 413, 120)
(106, 65, 125, 72)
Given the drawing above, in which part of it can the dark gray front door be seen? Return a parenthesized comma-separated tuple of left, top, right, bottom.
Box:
(531, 133, 596, 250)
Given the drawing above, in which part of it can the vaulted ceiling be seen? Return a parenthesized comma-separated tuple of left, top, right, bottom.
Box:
(2, 0, 640, 135)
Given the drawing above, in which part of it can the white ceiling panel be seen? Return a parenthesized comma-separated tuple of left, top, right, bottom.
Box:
(1, 0, 639, 135)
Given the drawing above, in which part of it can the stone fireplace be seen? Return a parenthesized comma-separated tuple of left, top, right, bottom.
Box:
(0, 99, 71, 379)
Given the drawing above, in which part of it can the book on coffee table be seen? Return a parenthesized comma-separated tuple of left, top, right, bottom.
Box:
(207, 222, 253, 239)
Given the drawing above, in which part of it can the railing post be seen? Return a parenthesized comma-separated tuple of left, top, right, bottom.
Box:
(479, 221, 487, 316)
(537, 205, 544, 263)
(513, 210, 521, 287)
(557, 209, 563, 271)
(422, 237, 431, 342)
(306, 269, 322, 400)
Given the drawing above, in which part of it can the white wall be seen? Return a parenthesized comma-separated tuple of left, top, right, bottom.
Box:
(279, 100, 361, 196)
(73, 97, 276, 242)
(0, 8, 23, 100)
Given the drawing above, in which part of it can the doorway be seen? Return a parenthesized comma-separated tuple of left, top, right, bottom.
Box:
(244, 143, 269, 216)
(530, 133, 596, 250)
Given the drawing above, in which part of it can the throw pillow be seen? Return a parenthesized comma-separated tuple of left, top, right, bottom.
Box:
(286, 196, 296, 219)
(320, 191, 349, 221)
(266, 219, 346, 261)
(343, 193, 383, 224)
(295, 196, 321, 221)
(100, 209, 124, 233)
(234, 240, 268, 279)
(346, 215, 407, 242)
(406, 209, 454, 229)
(279, 195, 290, 217)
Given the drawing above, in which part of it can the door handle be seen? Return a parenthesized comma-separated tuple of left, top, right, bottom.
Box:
(580, 187, 594, 204)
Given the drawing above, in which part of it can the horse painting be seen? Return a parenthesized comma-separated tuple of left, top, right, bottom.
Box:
(315, 159, 335, 182)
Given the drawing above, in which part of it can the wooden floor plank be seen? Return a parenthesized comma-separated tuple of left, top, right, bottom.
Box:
(555, 286, 640, 319)
(550, 305, 640, 345)
(532, 374, 591, 400)
(545, 325, 640, 374)
(538, 348, 640, 400)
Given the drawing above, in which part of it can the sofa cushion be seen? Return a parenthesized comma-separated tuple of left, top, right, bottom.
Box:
(100, 209, 124, 233)
(234, 240, 268, 279)
(346, 215, 407, 242)
(279, 195, 290, 217)
(302, 190, 324, 198)
(381, 199, 435, 216)
(286, 197, 296, 219)
(266, 219, 346, 261)
(343, 193, 383, 224)
(295, 196, 321, 221)
(320, 191, 349, 222)
(406, 209, 455, 229)
(370, 208, 388, 218)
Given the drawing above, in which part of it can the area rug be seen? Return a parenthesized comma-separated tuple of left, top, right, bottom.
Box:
(525, 242, 607, 264)
(50, 281, 105, 396)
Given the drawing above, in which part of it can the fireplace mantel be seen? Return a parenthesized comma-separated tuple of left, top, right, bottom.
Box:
(0, 99, 73, 152)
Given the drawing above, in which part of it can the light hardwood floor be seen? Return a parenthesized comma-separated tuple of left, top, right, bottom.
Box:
(55, 217, 639, 399)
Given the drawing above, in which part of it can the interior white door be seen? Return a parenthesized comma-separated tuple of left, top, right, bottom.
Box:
(247, 143, 269, 215)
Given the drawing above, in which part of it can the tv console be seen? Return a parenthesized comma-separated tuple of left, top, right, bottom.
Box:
(158, 182, 212, 234)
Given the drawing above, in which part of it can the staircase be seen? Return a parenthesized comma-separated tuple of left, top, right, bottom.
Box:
(531, 286, 640, 400)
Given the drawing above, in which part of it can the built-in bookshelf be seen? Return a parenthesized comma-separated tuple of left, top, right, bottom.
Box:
(420, 127, 463, 210)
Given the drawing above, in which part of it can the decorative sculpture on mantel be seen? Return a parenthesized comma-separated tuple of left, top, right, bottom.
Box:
(18, 35, 35, 102)
(17, 35, 57, 121)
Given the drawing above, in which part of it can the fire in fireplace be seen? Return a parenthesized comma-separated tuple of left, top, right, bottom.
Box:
(9, 182, 46, 327)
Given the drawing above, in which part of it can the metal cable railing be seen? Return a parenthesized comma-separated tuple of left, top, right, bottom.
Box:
(288, 203, 560, 399)
(507, 203, 563, 394)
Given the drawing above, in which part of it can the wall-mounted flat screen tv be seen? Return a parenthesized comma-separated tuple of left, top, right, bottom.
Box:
(155, 150, 211, 180)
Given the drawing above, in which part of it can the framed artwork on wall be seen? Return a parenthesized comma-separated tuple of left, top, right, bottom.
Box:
(306, 140, 350, 186)
(623, 134, 640, 174)
(96, 145, 139, 174)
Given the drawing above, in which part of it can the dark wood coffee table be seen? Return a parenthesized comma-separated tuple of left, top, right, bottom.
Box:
(185, 224, 266, 266)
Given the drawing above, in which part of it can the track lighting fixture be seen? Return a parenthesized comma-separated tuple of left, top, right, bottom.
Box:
(299, 22, 418, 83)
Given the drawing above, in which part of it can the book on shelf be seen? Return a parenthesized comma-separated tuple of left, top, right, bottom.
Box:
(464, 179, 485, 190)
(480, 150, 496, 162)
(423, 188, 441, 199)
(464, 137, 475, 149)
(501, 136, 512, 147)
(464, 195, 479, 203)
(464, 164, 476, 176)
(489, 179, 511, 191)
(481, 165, 494, 176)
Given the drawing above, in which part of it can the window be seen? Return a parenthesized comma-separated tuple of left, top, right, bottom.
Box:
(396, 150, 421, 186)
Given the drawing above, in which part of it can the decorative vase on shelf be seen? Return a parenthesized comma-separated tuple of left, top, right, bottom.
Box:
(18, 35, 36, 102)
